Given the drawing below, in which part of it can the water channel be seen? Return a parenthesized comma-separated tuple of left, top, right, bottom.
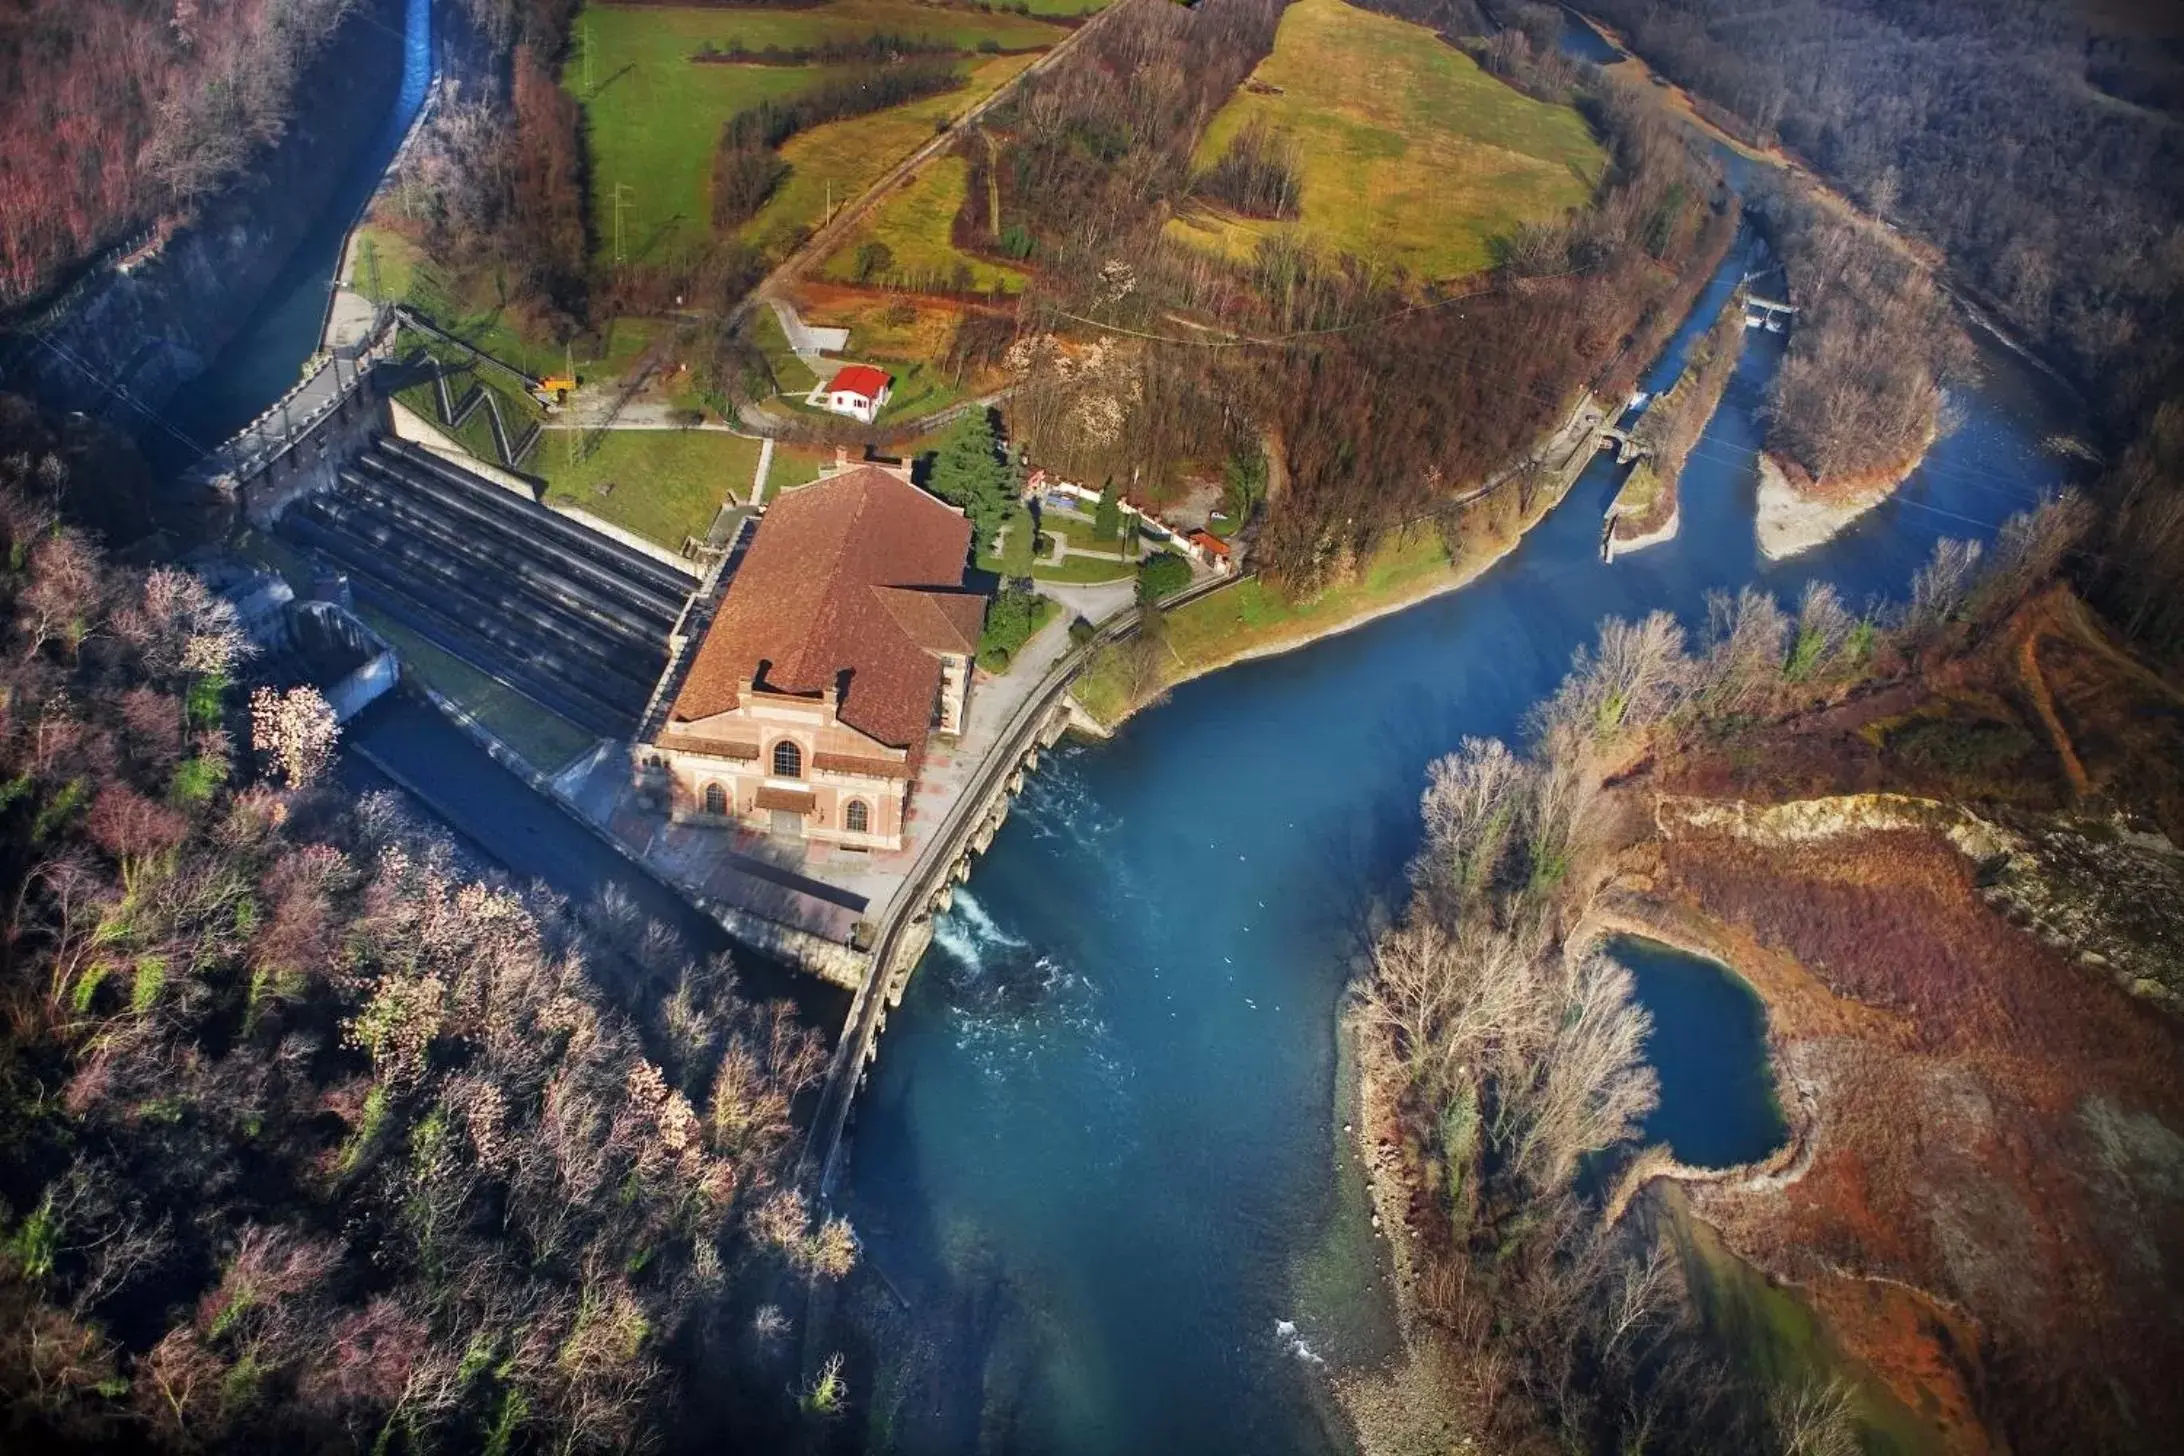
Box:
(840, 213, 2081, 1456)
(159, 0, 435, 464)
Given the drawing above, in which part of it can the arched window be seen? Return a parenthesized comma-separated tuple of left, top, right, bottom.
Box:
(844, 800, 870, 834)
(703, 783, 727, 815)
(771, 740, 803, 778)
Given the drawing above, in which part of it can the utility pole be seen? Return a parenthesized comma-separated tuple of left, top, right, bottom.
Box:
(613, 184, 634, 265)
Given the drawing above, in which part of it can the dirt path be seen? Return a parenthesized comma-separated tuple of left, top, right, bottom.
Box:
(735, 0, 1142, 321)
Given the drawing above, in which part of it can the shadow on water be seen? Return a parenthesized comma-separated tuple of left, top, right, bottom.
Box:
(843, 204, 2086, 1450)
(341, 695, 846, 1028)
(156, 0, 435, 467)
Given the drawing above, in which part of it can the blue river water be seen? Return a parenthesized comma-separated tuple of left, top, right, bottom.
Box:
(840, 231, 2080, 1452)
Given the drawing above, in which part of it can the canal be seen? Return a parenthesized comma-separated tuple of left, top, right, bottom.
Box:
(839, 220, 2081, 1452)
(159, 0, 435, 464)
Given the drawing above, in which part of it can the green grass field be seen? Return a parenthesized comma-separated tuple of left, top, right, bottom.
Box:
(752, 306, 820, 393)
(1168, 0, 1605, 281)
(535, 429, 763, 548)
(570, 4, 1062, 265)
(766, 441, 839, 499)
(348, 225, 422, 304)
(817, 154, 1027, 293)
(740, 52, 1039, 256)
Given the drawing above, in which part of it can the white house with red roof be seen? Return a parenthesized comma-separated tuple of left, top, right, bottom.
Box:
(821, 364, 892, 424)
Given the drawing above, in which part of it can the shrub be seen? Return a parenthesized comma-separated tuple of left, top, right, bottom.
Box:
(1136, 551, 1192, 604)
(979, 580, 1051, 671)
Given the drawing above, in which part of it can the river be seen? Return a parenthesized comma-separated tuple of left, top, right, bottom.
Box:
(837, 216, 2080, 1454)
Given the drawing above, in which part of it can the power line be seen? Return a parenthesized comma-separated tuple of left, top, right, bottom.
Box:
(1044, 268, 1590, 350)
(29, 330, 206, 457)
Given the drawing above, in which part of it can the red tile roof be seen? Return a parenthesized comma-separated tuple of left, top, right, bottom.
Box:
(826, 364, 891, 401)
(667, 467, 982, 752)
(1188, 528, 1232, 557)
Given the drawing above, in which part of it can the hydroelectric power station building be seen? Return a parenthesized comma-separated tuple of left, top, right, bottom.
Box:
(637, 463, 985, 852)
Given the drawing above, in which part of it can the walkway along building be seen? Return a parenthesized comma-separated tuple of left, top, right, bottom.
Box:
(637, 463, 986, 852)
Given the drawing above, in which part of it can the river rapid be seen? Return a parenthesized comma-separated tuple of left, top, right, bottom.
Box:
(838, 222, 2081, 1455)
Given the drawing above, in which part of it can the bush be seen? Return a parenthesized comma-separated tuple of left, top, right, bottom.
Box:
(1068, 615, 1097, 647)
(979, 580, 1052, 671)
(1137, 551, 1192, 604)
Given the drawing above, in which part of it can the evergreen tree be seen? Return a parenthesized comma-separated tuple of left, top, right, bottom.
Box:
(1094, 477, 1123, 541)
(928, 410, 1014, 549)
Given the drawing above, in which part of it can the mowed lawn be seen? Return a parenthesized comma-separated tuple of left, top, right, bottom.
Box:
(1168, 0, 1605, 281)
(740, 52, 1039, 256)
(570, 4, 1063, 266)
(817, 154, 1027, 292)
(535, 428, 763, 548)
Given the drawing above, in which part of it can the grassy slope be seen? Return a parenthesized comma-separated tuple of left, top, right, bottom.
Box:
(535, 429, 763, 548)
(752, 305, 821, 393)
(1073, 464, 1582, 725)
(1168, 0, 1604, 280)
(741, 52, 1040, 256)
(816, 154, 1027, 292)
(572, 4, 1060, 265)
(767, 441, 839, 499)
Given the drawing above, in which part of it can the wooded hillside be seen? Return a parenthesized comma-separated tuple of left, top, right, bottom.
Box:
(0, 441, 849, 1449)
(1580, 0, 2184, 649)
(0, 0, 356, 307)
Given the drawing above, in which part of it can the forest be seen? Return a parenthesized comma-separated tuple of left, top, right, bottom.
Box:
(0, 0, 357, 306)
(1755, 188, 1959, 488)
(1578, 0, 2184, 649)
(0, 436, 852, 1449)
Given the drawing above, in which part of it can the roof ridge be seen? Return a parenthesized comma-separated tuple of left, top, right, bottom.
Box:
(767, 479, 863, 687)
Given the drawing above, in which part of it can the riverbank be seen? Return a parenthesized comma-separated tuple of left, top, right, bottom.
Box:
(1073, 397, 1606, 729)
(1756, 419, 1938, 559)
(1329, 1016, 1487, 1456)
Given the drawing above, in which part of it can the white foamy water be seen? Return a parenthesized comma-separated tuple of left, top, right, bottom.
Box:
(930, 890, 1027, 970)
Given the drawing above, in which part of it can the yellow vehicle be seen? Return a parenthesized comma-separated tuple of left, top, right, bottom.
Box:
(535, 374, 578, 407)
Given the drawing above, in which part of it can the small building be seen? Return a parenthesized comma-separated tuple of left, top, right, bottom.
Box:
(821, 364, 892, 424)
(637, 464, 986, 852)
(1186, 529, 1235, 572)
